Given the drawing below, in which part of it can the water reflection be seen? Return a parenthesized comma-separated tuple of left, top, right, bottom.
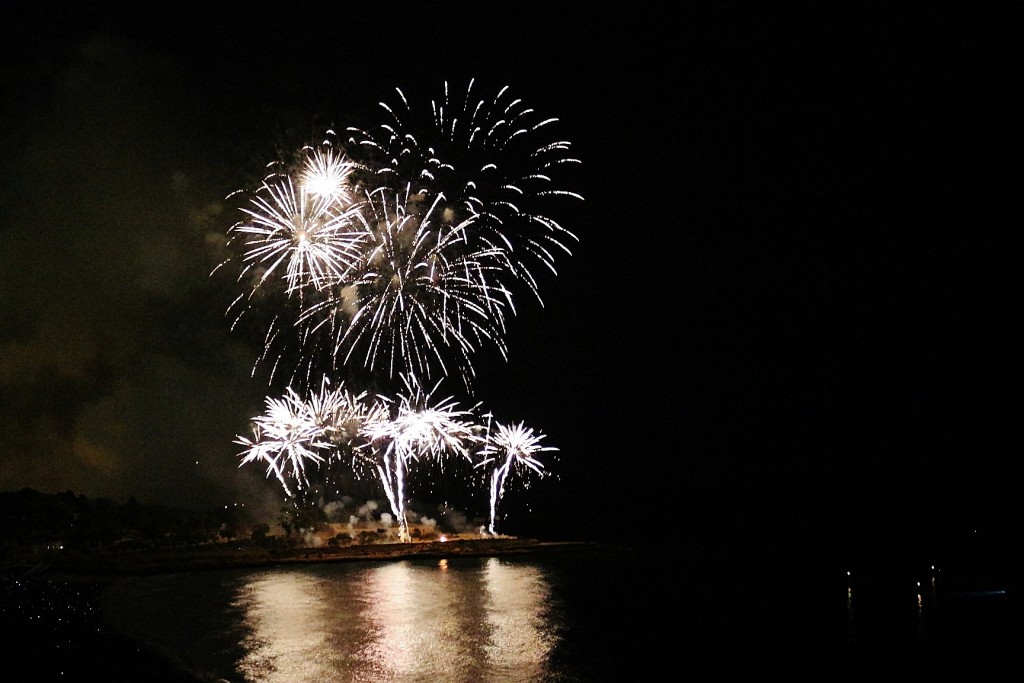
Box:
(481, 557, 556, 680)
(230, 557, 559, 682)
(234, 570, 350, 682)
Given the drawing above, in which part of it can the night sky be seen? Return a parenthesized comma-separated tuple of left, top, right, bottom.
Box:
(1, 4, 1017, 554)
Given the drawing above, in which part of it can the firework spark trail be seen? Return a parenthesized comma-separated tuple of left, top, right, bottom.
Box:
(299, 185, 513, 390)
(235, 387, 335, 497)
(346, 79, 584, 305)
(477, 421, 556, 535)
(359, 375, 483, 541)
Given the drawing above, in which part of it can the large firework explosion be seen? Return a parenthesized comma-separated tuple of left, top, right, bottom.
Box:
(218, 81, 579, 539)
(345, 79, 583, 300)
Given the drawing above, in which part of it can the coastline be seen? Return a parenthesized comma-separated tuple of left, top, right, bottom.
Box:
(41, 536, 598, 580)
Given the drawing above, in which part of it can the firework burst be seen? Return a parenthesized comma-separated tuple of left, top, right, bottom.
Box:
(300, 142, 358, 205)
(346, 79, 584, 303)
(217, 137, 372, 387)
(477, 421, 557, 535)
(235, 387, 334, 497)
(298, 184, 513, 390)
(229, 143, 366, 297)
(356, 375, 483, 541)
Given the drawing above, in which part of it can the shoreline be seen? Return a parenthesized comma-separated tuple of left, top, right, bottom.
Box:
(24, 536, 600, 582)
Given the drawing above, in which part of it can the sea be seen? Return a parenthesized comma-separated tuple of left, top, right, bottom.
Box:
(95, 539, 1022, 682)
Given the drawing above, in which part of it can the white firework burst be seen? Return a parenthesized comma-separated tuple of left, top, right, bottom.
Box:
(301, 184, 513, 390)
(347, 79, 584, 302)
(300, 140, 358, 205)
(235, 387, 335, 496)
(477, 420, 556, 535)
(230, 174, 366, 296)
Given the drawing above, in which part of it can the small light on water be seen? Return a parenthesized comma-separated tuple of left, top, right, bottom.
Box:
(439, 559, 448, 571)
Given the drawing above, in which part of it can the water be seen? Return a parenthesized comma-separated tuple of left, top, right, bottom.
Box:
(97, 543, 1021, 681)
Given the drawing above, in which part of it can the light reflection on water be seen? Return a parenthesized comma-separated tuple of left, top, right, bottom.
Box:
(103, 556, 562, 683)
(481, 557, 556, 680)
(97, 546, 1018, 679)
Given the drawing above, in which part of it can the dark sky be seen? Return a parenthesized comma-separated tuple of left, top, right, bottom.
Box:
(1, 4, 1017, 552)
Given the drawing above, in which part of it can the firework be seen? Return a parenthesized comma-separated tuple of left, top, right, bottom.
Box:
(238, 375, 486, 542)
(298, 184, 513, 390)
(359, 375, 484, 541)
(224, 82, 581, 539)
(230, 147, 366, 297)
(220, 83, 581, 391)
(234, 387, 333, 497)
(477, 421, 557, 535)
(299, 142, 358, 205)
(346, 79, 584, 302)
(217, 138, 371, 387)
